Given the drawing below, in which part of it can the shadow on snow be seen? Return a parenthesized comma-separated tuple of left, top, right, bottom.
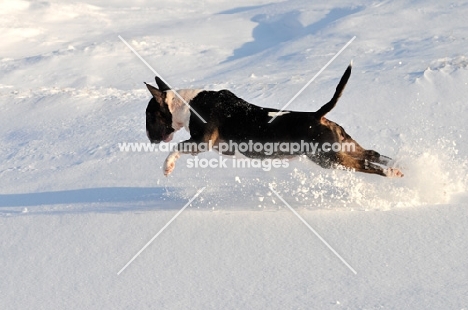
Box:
(0, 187, 186, 213)
(221, 6, 363, 63)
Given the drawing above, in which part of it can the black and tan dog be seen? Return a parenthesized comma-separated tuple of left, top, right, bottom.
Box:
(145, 64, 403, 177)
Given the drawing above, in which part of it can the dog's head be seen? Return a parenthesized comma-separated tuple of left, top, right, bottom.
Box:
(145, 78, 174, 143)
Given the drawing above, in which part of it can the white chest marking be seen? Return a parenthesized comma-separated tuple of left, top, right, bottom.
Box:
(165, 89, 201, 132)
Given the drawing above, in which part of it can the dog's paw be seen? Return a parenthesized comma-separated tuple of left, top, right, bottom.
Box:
(163, 158, 176, 176)
(163, 152, 180, 176)
(384, 167, 404, 178)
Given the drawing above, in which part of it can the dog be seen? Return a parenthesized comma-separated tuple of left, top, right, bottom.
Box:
(144, 64, 403, 178)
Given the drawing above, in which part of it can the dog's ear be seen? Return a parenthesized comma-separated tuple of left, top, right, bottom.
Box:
(155, 77, 171, 91)
(145, 82, 166, 106)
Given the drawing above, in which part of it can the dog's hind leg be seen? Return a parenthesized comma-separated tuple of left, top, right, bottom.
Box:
(338, 153, 403, 177)
(361, 150, 393, 166)
(307, 152, 403, 177)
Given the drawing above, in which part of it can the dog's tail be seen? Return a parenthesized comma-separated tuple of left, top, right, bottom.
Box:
(315, 63, 352, 119)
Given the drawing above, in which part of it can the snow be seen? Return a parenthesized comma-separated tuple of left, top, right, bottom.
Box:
(1, 0, 468, 309)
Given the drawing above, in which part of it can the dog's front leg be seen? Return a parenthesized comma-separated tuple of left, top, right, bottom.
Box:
(163, 139, 202, 176)
(163, 150, 181, 176)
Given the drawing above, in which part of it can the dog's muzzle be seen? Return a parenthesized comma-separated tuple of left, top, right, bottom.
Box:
(147, 131, 173, 144)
